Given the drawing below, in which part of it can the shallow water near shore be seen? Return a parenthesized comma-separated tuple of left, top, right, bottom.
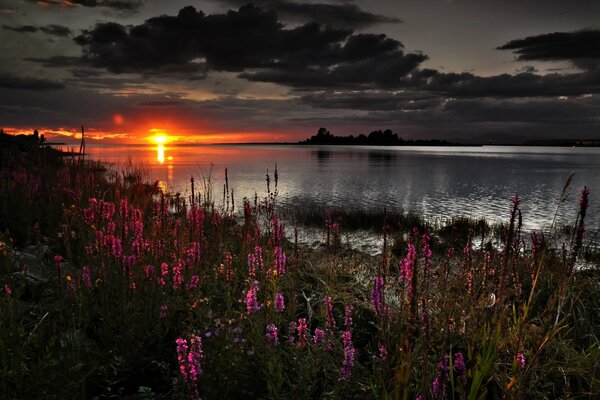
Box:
(82, 143, 600, 232)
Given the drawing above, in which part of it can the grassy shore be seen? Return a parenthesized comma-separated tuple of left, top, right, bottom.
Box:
(0, 133, 598, 399)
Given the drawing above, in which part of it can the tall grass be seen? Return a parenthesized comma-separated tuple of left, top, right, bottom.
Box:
(0, 137, 598, 399)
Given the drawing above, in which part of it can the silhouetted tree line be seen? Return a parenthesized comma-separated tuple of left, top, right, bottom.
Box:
(299, 127, 453, 146)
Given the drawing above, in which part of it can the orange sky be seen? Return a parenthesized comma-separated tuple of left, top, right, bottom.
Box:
(2, 124, 298, 144)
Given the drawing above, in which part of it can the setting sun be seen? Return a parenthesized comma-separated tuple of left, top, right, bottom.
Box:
(148, 128, 171, 145)
(152, 135, 168, 144)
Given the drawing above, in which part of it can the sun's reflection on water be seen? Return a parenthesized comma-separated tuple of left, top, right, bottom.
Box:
(157, 144, 165, 164)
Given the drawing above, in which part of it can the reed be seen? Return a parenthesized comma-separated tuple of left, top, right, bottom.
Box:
(0, 135, 598, 399)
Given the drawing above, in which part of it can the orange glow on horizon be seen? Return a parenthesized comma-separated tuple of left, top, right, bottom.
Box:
(3, 126, 305, 144)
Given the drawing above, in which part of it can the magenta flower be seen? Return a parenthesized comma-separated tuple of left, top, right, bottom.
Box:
(296, 318, 308, 346)
(344, 304, 353, 329)
(454, 352, 466, 382)
(186, 275, 200, 290)
(313, 328, 325, 344)
(516, 352, 525, 369)
(266, 323, 278, 345)
(379, 345, 388, 360)
(340, 330, 355, 379)
(82, 266, 91, 289)
(432, 354, 449, 399)
(275, 291, 285, 312)
(159, 305, 168, 319)
(176, 335, 203, 399)
(325, 295, 336, 330)
(274, 246, 286, 278)
(288, 321, 297, 344)
(172, 260, 184, 290)
(400, 243, 417, 296)
(144, 264, 154, 280)
(245, 281, 261, 314)
(247, 252, 256, 278)
(371, 275, 385, 316)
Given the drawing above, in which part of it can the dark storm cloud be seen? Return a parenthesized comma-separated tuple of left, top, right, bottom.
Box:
(213, 0, 401, 28)
(414, 69, 600, 98)
(72, 5, 424, 88)
(498, 29, 600, 71)
(3, 24, 72, 36)
(3, 25, 39, 33)
(0, 74, 65, 91)
(40, 25, 72, 37)
(300, 90, 442, 111)
(28, 0, 144, 11)
(137, 100, 184, 107)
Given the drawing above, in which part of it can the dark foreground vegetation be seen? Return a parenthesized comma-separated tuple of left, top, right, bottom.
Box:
(1, 131, 598, 399)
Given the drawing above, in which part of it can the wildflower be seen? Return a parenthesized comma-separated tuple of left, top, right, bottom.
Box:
(247, 252, 256, 278)
(274, 246, 286, 278)
(102, 201, 115, 219)
(159, 305, 168, 318)
(3, 284, 12, 296)
(275, 291, 285, 312)
(516, 352, 525, 369)
(144, 264, 154, 280)
(176, 335, 203, 400)
(266, 323, 278, 345)
(313, 328, 325, 344)
(379, 345, 388, 360)
(340, 330, 355, 379)
(344, 304, 353, 329)
(172, 260, 184, 290)
(297, 318, 308, 346)
(158, 262, 169, 287)
(432, 354, 449, 399)
(325, 295, 336, 330)
(400, 243, 417, 297)
(371, 275, 385, 316)
(288, 321, 297, 344)
(454, 352, 467, 382)
(82, 266, 91, 289)
(186, 275, 200, 290)
(245, 281, 261, 314)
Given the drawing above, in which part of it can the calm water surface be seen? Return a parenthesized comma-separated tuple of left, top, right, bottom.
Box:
(83, 144, 600, 231)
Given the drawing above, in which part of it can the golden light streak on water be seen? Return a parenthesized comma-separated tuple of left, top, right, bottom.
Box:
(157, 144, 165, 164)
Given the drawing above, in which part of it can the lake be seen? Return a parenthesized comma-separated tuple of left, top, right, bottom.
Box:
(83, 144, 600, 231)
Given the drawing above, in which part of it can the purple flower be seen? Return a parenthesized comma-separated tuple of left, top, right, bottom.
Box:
(288, 321, 297, 344)
(344, 304, 353, 329)
(82, 266, 91, 289)
(325, 295, 336, 330)
(159, 305, 168, 319)
(297, 318, 308, 346)
(432, 354, 449, 399)
(245, 283, 261, 314)
(186, 275, 200, 290)
(340, 330, 355, 379)
(516, 352, 525, 369)
(313, 328, 325, 344)
(379, 345, 388, 360)
(275, 292, 285, 312)
(454, 352, 466, 382)
(274, 246, 286, 278)
(371, 276, 385, 315)
(266, 323, 278, 345)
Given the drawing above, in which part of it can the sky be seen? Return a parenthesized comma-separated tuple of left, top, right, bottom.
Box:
(0, 0, 599, 144)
